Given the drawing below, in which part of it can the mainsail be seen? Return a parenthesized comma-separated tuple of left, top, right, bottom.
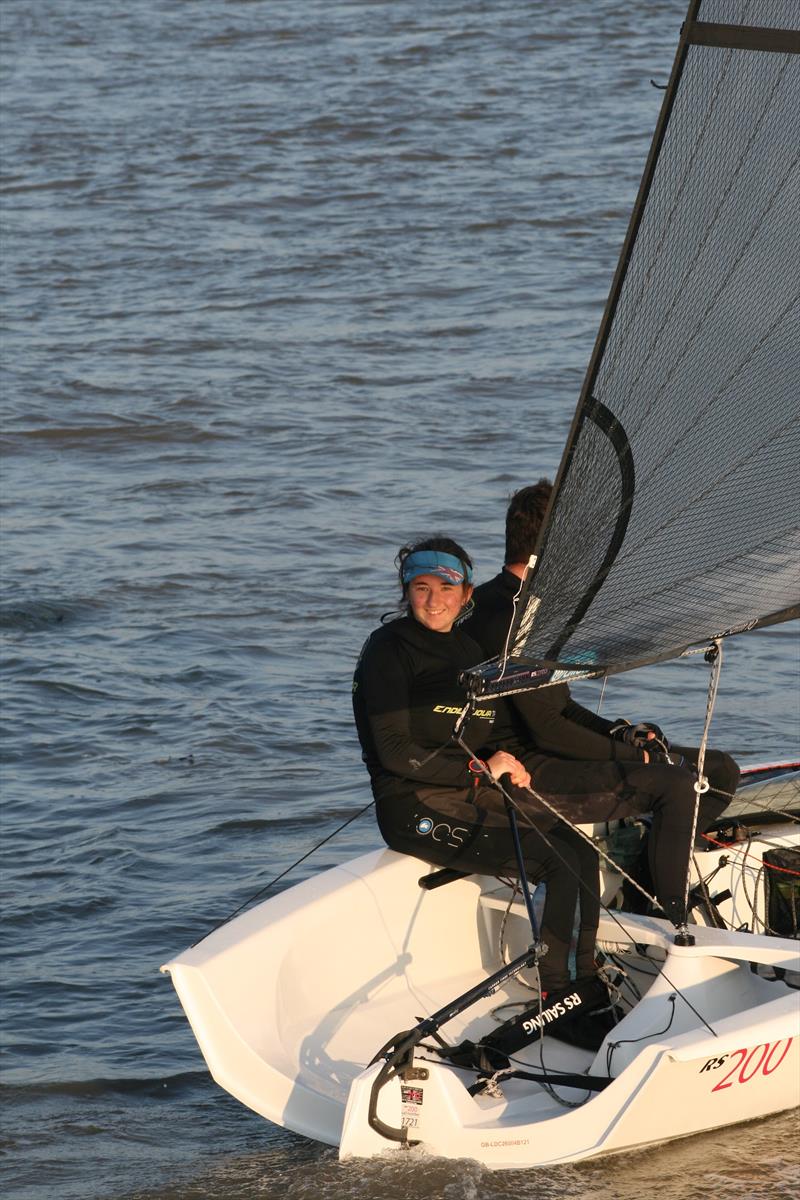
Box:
(470, 0, 800, 697)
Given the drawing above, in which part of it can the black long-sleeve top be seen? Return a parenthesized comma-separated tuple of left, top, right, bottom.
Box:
(463, 569, 644, 763)
(353, 614, 524, 801)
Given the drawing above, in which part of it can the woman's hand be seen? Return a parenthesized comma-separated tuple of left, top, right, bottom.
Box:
(486, 751, 531, 789)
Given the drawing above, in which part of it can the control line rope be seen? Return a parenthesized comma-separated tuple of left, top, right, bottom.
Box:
(701, 832, 800, 876)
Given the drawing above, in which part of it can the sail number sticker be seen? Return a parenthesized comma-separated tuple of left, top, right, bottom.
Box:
(699, 1037, 794, 1092)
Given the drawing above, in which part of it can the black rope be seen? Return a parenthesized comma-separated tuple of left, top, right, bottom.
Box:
(606, 994, 677, 1077)
(189, 798, 376, 948)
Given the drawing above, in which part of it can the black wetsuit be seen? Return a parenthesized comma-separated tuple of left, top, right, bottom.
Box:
(465, 570, 646, 762)
(353, 615, 600, 990)
(463, 570, 741, 920)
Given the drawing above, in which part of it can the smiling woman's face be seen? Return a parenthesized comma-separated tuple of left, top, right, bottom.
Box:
(407, 574, 473, 634)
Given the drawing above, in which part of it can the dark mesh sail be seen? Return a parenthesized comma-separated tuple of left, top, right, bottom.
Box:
(499, 1, 800, 684)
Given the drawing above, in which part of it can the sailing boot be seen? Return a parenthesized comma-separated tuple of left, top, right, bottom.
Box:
(479, 975, 614, 1058)
(549, 987, 620, 1050)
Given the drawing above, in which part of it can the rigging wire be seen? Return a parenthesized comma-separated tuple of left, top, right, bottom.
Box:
(188, 798, 376, 949)
(682, 637, 723, 918)
(741, 852, 765, 935)
(709, 792, 800, 824)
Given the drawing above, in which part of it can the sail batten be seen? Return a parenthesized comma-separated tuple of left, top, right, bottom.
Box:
(473, 0, 800, 696)
(688, 22, 800, 55)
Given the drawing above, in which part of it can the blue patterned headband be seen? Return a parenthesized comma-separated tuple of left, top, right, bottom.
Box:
(401, 550, 473, 586)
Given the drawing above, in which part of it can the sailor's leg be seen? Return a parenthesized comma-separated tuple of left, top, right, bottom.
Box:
(671, 744, 740, 810)
(619, 762, 728, 922)
(550, 823, 601, 978)
(516, 826, 581, 993)
(378, 784, 586, 992)
(527, 756, 728, 924)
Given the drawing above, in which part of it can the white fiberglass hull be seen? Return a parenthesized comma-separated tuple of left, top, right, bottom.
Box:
(162, 836, 800, 1168)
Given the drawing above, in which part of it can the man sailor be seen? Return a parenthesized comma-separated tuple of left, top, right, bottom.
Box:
(462, 480, 741, 920)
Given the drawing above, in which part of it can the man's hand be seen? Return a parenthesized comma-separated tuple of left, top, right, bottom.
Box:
(611, 719, 669, 751)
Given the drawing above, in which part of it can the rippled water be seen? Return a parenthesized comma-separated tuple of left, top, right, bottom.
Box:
(2, 1, 798, 1197)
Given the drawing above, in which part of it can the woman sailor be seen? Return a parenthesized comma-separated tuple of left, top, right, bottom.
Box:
(352, 536, 608, 1050)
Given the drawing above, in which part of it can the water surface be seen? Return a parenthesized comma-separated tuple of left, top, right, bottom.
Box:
(2, 1, 798, 1196)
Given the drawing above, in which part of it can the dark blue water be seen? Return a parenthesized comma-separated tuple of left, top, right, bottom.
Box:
(2, 1, 798, 1196)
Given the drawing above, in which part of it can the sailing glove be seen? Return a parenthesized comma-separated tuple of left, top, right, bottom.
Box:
(610, 719, 670, 752)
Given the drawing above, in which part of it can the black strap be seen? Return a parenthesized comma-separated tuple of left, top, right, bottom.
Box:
(418, 867, 471, 890)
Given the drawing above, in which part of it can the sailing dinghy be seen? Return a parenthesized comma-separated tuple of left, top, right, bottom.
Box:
(162, 0, 800, 1167)
(162, 766, 799, 1166)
